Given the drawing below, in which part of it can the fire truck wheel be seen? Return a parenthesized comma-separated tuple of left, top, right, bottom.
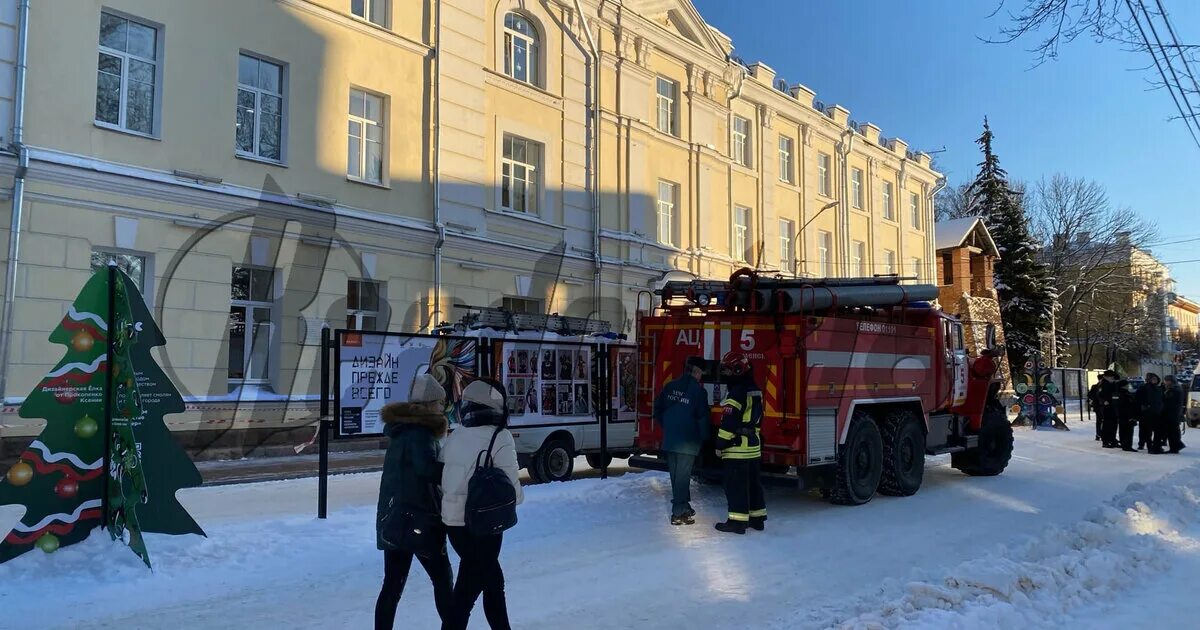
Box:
(830, 411, 884, 506)
(585, 453, 613, 470)
(878, 409, 926, 497)
(535, 437, 576, 482)
(952, 407, 1014, 477)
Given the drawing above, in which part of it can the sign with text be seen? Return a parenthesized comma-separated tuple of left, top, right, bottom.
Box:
(334, 331, 479, 438)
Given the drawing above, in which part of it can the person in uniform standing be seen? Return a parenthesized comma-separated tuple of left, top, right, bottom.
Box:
(1134, 373, 1164, 453)
(652, 356, 711, 525)
(1098, 370, 1122, 449)
(1162, 375, 1187, 454)
(713, 352, 766, 535)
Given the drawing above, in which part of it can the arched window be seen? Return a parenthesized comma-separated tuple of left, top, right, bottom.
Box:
(503, 12, 539, 86)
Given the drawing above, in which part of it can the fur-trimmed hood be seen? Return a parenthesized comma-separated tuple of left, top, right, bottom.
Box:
(381, 402, 448, 438)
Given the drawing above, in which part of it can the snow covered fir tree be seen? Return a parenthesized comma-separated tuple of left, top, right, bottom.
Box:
(967, 118, 1054, 369)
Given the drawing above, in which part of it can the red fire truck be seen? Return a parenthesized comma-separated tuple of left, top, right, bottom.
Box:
(629, 269, 1012, 505)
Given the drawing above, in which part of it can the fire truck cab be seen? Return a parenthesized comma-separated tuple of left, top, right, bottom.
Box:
(630, 269, 1012, 505)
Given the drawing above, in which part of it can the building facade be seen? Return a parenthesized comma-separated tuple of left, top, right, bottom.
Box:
(934, 216, 1010, 386)
(0, 0, 940, 454)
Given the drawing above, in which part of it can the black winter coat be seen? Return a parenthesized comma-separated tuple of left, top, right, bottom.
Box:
(1164, 383, 1185, 424)
(375, 402, 447, 551)
(1135, 382, 1165, 418)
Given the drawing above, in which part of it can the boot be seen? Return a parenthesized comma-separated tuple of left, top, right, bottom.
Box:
(749, 517, 766, 532)
(671, 513, 695, 526)
(682, 507, 696, 519)
(714, 520, 746, 535)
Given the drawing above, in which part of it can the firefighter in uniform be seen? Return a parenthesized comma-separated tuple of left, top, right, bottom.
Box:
(714, 352, 766, 534)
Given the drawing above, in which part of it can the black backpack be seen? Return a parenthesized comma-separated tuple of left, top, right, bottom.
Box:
(465, 426, 518, 537)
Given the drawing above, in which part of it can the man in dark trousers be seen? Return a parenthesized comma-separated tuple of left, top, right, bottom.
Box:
(652, 356, 711, 525)
(1088, 376, 1103, 441)
(1162, 375, 1187, 454)
(713, 352, 766, 535)
(1135, 373, 1164, 453)
(1117, 376, 1138, 451)
(1098, 370, 1122, 449)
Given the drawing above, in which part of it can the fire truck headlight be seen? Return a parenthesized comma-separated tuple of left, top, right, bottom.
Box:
(695, 293, 711, 307)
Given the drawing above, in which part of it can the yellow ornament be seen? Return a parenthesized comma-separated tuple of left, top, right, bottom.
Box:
(5, 461, 33, 486)
(71, 330, 95, 353)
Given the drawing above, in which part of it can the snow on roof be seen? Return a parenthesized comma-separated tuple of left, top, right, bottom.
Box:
(935, 216, 999, 257)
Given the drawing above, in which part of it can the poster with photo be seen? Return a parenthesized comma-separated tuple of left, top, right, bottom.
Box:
(541, 384, 556, 416)
(557, 350, 573, 380)
(500, 341, 596, 426)
(541, 350, 555, 380)
(574, 383, 589, 415)
(614, 348, 637, 418)
(557, 384, 573, 415)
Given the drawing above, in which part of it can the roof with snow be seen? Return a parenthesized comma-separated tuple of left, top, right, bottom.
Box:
(935, 217, 1000, 257)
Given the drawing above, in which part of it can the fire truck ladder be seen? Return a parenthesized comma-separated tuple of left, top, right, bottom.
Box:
(448, 305, 612, 336)
(657, 269, 939, 314)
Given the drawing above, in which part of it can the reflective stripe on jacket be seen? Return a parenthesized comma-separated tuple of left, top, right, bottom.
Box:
(715, 384, 763, 460)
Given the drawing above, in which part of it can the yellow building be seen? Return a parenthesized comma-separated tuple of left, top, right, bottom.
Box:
(0, 0, 940, 451)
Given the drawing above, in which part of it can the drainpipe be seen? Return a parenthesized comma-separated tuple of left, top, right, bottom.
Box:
(430, 0, 444, 331)
(0, 0, 31, 402)
(837, 127, 855, 277)
(927, 176, 947, 284)
(571, 0, 601, 319)
(725, 60, 747, 267)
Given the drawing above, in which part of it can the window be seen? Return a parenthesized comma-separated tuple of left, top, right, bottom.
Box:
(503, 12, 539, 86)
(817, 153, 832, 197)
(910, 257, 922, 280)
(941, 253, 954, 285)
(733, 206, 751, 262)
(348, 89, 385, 184)
(90, 250, 147, 293)
(818, 231, 833, 278)
(657, 180, 678, 247)
(910, 192, 921, 229)
(347, 279, 382, 331)
(502, 297, 542, 314)
(852, 240, 866, 277)
(851, 168, 864, 209)
(350, 0, 387, 26)
(502, 135, 541, 214)
(778, 136, 794, 184)
(236, 54, 285, 162)
(229, 267, 274, 383)
(95, 12, 158, 135)
(656, 77, 678, 136)
(882, 181, 895, 220)
(779, 219, 794, 272)
(732, 116, 752, 167)
(882, 249, 896, 275)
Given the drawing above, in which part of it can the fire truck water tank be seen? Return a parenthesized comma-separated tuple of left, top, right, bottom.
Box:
(772, 284, 940, 313)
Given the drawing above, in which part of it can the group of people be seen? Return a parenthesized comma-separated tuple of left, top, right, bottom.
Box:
(652, 353, 767, 534)
(1090, 370, 1187, 454)
(374, 375, 523, 630)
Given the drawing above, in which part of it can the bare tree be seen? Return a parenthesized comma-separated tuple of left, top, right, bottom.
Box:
(1029, 174, 1159, 366)
(935, 182, 976, 221)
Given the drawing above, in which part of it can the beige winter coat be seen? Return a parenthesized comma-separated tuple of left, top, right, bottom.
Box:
(439, 425, 523, 527)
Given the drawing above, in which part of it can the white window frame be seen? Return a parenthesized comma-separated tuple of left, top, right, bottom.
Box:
(732, 116, 752, 167)
(818, 230, 833, 278)
(348, 88, 386, 185)
(350, 0, 388, 27)
(501, 134, 541, 214)
(657, 179, 677, 247)
(90, 248, 152, 301)
(852, 240, 866, 277)
(733, 205, 751, 262)
(503, 12, 540, 87)
(229, 266, 275, 385)
(883, 249, 897, 275)
(851, 168, 864, 209)
(656, 77, 678, 137)
(910, 192, 921, 229)
(778, 136, 794, 184)
(236, 53, 286, 163)
(910, 257, 922, 280)
(779, 219, 794, 272)
(347, 278, 383, 331)
(882, 181, 895, 221)
(95, 11, 161, 137)
(817, 152, 832, 197)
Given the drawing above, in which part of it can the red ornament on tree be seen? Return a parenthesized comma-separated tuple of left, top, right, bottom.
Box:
(54, 477, 79, 499)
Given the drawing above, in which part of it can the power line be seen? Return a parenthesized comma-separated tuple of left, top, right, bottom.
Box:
(1125, 0, 1200, 148)
(1154, 0, 1200, 115)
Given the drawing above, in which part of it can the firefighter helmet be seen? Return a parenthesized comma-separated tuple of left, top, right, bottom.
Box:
(720, 352, 752, 377)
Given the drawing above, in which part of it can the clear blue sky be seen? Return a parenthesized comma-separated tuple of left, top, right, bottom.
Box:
(692, 0, 1200, 297)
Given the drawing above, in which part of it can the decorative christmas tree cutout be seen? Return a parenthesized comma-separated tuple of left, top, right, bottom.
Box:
(0, 267, 204, 567)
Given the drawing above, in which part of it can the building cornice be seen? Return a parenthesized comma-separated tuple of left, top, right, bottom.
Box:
(278, 0, 432, 57)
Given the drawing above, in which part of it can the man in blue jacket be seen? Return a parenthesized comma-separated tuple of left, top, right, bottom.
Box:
(653, 356, 711, 525)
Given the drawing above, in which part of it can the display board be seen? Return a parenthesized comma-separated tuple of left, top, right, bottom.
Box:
(500, 341, 594, 427)
(334, 331, 478, 438)
(611, 346, 637, 423)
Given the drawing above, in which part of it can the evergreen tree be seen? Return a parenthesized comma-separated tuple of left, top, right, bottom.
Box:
(968, 118, 1055, 369)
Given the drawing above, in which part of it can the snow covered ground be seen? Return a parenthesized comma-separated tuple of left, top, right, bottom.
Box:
(2, 420, 1198, 630)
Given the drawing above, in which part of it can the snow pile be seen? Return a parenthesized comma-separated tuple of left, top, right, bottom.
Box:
(818, 464, 1200, 629)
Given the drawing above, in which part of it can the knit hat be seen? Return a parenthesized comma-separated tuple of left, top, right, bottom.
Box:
(461, 379, 505, 411)
(409, 374, 446, 404)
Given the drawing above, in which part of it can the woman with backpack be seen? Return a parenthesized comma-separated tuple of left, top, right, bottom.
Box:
(374, 374, 455, 629)
(440, 379, 523, 630)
